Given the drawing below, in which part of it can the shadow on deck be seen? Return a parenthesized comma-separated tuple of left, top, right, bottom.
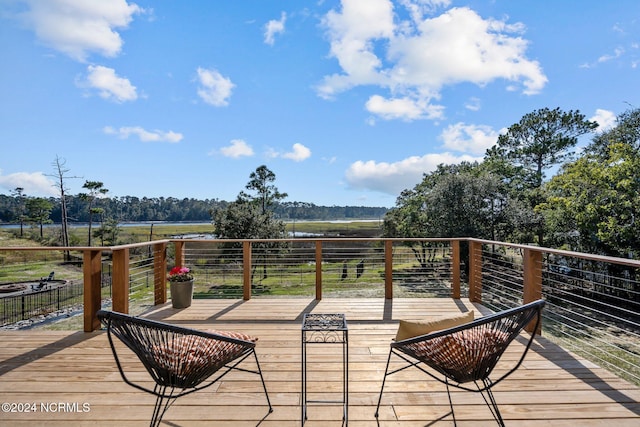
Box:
(0, 298, 638, 426)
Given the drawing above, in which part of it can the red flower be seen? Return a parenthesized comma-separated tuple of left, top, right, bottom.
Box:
(167, 266, 194, 282)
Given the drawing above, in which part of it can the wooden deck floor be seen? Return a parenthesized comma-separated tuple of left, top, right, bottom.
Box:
(0, 298, 638, 426)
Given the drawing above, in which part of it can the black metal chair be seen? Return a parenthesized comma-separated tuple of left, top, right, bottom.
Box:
(97, 309, 273, 427)
(375, 299, 545, 426)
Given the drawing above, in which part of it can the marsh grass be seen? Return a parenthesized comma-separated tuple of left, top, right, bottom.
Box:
(117, 220, 383, 241)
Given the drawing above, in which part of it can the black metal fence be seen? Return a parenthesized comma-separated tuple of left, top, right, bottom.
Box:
(0, 282, 84, 326)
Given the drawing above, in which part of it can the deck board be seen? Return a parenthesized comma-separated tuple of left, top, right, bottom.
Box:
(0, 298, 638, 426)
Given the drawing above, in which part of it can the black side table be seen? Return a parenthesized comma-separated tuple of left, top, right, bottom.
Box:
(301, 313, 348, 426)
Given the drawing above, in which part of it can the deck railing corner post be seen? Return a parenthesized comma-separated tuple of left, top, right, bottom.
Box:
(243, 241, 252, 300)
(174, 240, 185, 267)
(83, 249, 102, 332)
(112, 247, 130, 314)
(523, 247, 543, 334)
(384, 240, 393, 299)
(154, 242, 168, 305)
(315, 240, 323, 300)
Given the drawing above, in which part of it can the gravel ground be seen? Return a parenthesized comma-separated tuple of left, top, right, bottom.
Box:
(0, 305, 84, 330)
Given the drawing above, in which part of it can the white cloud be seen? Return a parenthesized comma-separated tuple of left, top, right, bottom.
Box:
(0, 170, 57, 196)
(440, 123, 501, 155)
(365, 95, 444, 121)
(318, 0, 395, 99)
(345, 152, 481, 195)
(613, 23, 625, 34)
(17, 0, 144, 62)
(398, 0, 452, 22)
(318, 2, 547, 121)
(323, 156, 338, 164)
(264, 12, 286, 45)
(598, 47, 624, 63)
(219, 139, 254, 158)
(267, 143, 312, 162)
(590, 109, 617, 132)
(79, 65, 137, 102)
(282, 143, 312, 161)
(196, 67, 235, 106)
(582, 43, 638, 69)
(464, 97, 481, 111)
(103, 126, 183, 143)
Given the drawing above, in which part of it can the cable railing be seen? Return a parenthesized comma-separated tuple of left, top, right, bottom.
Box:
(472, 240, 640, 386)
(479, 245, 526, 310)
(184, 241, 246, 299)
(389, 240, 454, 298)
(179, 239, 455, 299)
(126, 248, 157, 316)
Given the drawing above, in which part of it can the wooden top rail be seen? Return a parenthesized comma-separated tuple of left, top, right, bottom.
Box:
(110, 240, 170, 250)
(0, 240, 172, 252)
(467, 238, 640, 268)
(168, 237, 461, 244)
(0, 246, 106, 251)
(2, 237, 639, 269)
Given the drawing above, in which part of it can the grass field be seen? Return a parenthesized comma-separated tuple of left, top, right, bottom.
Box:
(0, 219, 383, 244)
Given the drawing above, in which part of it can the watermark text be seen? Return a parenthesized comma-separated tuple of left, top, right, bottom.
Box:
(2, 402, 91, 413)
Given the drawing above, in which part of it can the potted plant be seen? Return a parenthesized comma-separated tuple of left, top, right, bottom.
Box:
(167, 266, 194, 309)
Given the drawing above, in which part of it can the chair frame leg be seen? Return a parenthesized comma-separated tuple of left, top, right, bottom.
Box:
(478, 379, 506, 427)
(444, 378, 457, 426)
(253, 349, 274, 413)
(376, 349, 510, 427)
(374, 301, 544, 426)
(375, 349, 424, 418)
(144, 349, 272, 426)
(220, 349, 272, 413)
(150, 385, 178, 427)
(375, 350, 393, 417)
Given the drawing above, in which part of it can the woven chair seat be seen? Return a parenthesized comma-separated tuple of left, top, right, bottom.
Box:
(149, 330, 258, 388)
(376, 299, 545, 426)
(404, 327, 511, 384)
(97, 310, 272, 427)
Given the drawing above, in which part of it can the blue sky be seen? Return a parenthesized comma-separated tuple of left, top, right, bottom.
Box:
(0, 0, 637, 208)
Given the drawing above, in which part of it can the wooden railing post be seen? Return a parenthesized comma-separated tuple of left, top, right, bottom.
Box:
(243, 241, 252, 300)
(174, 240, 185, 267)
(154, 242, 168, 305)
(315, 241, 323, 300)
(83, 249, 102, 332)
(468, 240, 482, 303)
(523, 247, 543, 334)
(384, 240, 393, 299)
(452, 240, 461, 299)
(112, 247, 130, 314)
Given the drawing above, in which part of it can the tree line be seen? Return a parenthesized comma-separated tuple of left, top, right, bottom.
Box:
(0, 194, 388, 226)
(383, 107, 640, 260)
(0, 163, 388, 247)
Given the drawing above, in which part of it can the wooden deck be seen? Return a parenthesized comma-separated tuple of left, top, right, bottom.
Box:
(0, 298, 638, 426)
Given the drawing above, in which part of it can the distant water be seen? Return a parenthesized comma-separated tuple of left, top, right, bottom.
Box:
(0, 221, 212, 229)
(0, 219, 380, 229)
